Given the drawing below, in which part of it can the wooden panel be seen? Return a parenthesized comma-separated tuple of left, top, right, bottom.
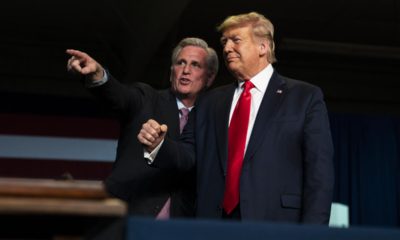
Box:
(0, 177, 126, 217)
(0, 177, 108, 199)
(0, 197, 125, 217)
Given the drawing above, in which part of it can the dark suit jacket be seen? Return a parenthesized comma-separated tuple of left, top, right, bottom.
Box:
(90, 75, 195, 217)
(154, 71, 334, 223)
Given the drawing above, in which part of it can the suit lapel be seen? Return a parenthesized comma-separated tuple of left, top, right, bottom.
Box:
(244, 72, 286, 161)
(158, 89, 180, 139)
(216, 83, 236, 175)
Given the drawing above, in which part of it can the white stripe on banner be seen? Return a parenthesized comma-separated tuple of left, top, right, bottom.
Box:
(0, 134, 117, 162)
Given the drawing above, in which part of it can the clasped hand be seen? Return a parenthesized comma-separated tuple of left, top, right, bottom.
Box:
(137, 119, 168, 152)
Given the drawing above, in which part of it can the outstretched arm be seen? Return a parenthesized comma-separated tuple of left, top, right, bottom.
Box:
(66, 49, 104, 82)
(66, 48, 153, 115)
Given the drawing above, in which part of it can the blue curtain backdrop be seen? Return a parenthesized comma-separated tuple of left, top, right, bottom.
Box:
(329, 113, 400, 227)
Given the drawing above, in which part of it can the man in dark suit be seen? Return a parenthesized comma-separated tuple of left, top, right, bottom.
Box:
(138, 12, 334, 223)
(66, 38, 218, 218)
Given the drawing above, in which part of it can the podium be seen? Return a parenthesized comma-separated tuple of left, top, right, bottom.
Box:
(126, 217, 400, 240)
(0, 177, 127, 239)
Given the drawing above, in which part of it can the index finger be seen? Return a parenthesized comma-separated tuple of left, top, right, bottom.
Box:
(66, 49, 89, 60)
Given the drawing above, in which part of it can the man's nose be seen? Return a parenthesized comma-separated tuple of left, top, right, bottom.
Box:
(183, 64, 191, 74)
(223, 40, 233, 53)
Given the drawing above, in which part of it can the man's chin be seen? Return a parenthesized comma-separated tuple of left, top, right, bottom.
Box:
(227, 63, 239, 72)
(175, 91, 190, 98)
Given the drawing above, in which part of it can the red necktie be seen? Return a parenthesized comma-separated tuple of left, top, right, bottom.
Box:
(223, 80, 254, 214)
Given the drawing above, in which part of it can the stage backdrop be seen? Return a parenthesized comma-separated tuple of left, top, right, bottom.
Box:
(330, 113, 400, 227)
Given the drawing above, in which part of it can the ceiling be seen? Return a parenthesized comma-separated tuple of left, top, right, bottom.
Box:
(1, 0, 400, 115)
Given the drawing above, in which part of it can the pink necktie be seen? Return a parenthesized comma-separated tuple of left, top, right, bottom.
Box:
(156, 197, 171, 220)
(179, 107, 190, 133)
(156, 107, 190, 219)
(223, 80, 254, 214)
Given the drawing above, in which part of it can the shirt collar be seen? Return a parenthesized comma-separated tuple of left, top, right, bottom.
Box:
(238, 64, 274, 93)
(176, 98, 194, 111)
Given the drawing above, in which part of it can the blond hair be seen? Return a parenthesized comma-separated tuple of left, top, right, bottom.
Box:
(217, 12, 276, 63)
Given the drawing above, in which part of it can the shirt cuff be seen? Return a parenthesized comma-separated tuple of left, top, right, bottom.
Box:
(85, 69, 108, 88)
(144, 139, 164, 164)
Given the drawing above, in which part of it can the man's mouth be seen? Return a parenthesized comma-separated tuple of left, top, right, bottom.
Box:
(179, 78, 191, 84)
(225, 56, 239, 62)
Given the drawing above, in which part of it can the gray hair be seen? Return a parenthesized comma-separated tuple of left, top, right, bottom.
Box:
(171, 37, 219, 77)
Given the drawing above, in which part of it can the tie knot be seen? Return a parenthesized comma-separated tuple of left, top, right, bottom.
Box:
(243, 80, 254, 93)
(180, 107, 189, 117)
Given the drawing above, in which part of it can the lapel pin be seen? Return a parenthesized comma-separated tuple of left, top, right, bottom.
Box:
(276, 89, 283, 94)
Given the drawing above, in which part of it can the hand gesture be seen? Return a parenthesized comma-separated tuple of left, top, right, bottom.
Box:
(137, 119, 168, 152)
(66, 49, 104, 81)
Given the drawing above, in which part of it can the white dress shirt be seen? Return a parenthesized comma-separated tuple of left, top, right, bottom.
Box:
(229, 64, 273, 152)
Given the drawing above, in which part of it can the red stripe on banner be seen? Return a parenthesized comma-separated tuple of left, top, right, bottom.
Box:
(0, 158, 113, 180)
(0, 113, 119, 139)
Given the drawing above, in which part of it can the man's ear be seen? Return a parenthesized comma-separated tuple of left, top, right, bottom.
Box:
(259, 39, 269, 57)
(206, 73, 216, 88)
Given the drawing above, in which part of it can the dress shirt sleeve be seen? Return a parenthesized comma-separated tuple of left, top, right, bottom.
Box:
(144, 139, 165, 164)
(85, 69, 108, 88)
